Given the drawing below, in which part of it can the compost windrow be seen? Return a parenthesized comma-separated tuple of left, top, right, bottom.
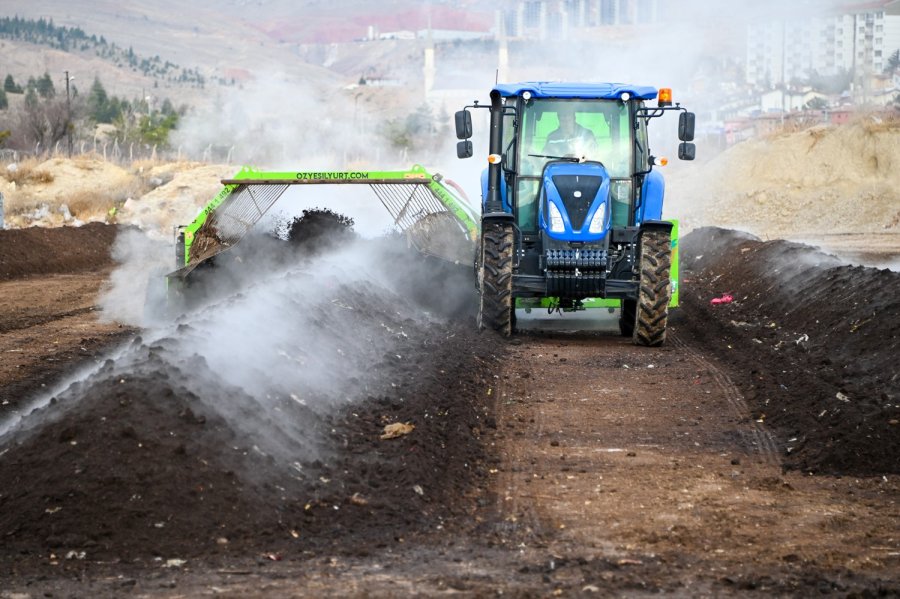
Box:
(0, 232, 498, 573)
(677, 227, 900, 476)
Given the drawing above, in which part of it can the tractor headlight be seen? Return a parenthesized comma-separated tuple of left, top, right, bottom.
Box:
(548, 202, 565, 233)
(588, 202, 608, 233)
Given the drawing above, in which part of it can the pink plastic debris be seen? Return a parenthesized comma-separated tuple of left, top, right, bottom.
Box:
(710, 294, 734, 305)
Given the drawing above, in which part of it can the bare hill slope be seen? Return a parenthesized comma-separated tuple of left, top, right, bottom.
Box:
(668, 120, 900, 237)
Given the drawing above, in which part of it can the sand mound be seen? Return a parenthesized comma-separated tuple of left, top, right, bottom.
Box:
(0, 158, 234, 233)
(27, 157, 134, 203)
(669, 120, 900, 237)
(1, 157, 138, 227)
(117, 164, 233, 236)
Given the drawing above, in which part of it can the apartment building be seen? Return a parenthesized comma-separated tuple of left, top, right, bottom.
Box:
(746, 0, 900, 86)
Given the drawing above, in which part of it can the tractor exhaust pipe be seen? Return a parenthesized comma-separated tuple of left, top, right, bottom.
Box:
(483, 90, 511, 220)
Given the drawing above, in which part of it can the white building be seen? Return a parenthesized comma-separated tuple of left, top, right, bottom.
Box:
(497, 0, 661, 40)
(746, 0, 900, 87)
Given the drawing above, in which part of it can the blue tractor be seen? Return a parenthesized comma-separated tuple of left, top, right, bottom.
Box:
(455, 82, 695, 346)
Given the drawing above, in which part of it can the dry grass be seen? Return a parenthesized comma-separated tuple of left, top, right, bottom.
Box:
(1, 158, 152, 224)
(859, 111, 900, 134)
(53, 175, 152, 220)
(64, 190, 124, 220)
(3, 187, 132, 225)
(2, 158, 55, 186)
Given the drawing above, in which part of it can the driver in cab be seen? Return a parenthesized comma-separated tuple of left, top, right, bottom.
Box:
(543, 104, 599, 159)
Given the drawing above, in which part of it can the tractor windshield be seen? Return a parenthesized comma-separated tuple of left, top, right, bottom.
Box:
(518, 99, 631, 178)
(514, 98, 633, 232)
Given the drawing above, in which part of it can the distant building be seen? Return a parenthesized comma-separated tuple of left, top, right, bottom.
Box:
(497, 0, 661, 40)
(759, 88, 829, 112)
(746, 1, 900, 88)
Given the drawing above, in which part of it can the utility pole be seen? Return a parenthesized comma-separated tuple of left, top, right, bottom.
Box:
(65, 70, 72, 157)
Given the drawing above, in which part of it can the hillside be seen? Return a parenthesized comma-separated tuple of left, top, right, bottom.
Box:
(0, 0, 499, 105)
(0, 2, 347, 106)
(667, 119, 900, 238)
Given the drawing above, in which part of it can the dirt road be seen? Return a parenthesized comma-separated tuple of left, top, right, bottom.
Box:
(0, 226, 897, 597)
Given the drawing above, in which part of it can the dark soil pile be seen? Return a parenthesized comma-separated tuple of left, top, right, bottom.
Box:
(0, 223, 119, 280)
(285, 208, 357, 252)
(676, 227, 900, 476)
(0, 238, 498, 575)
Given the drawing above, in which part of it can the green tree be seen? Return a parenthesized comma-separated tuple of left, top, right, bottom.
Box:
(808, 69, 853, 95)
(36, 71, 55, 99)
(887, 49, 900, 73)
(805, 96, 828, 110)
(138, 111, 178, 146)
(3, 74, 17, 93)
(160, 97, 175, 116)
(0, 88, 7, 110)
(87, 76, 110, 122)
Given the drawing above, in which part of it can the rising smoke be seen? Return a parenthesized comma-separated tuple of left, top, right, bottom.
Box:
(7, 216, 474, 474)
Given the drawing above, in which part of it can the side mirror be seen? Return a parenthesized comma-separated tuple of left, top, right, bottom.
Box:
(456, 140, 473, 159)
(678, 112, 696, 142)
(454, 110, 472, 140)
(678, 142, 696, 161)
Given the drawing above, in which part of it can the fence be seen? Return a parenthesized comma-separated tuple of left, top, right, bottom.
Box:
(0, 141, 239, 166)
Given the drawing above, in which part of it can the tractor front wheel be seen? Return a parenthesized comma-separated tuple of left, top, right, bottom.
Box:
(633, 228, 672, 347)
(478, 221, 515, 336)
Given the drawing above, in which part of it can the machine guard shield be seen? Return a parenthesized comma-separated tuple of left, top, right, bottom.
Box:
(169, 165, 480, 280)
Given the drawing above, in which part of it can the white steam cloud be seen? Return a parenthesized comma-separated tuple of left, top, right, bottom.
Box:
(99, 229, 173, 327)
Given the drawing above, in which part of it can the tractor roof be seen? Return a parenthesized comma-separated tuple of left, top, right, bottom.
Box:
(492, 82, 658, 100)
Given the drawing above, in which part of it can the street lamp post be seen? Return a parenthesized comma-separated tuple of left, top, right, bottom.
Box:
(65, 71, 73, 157)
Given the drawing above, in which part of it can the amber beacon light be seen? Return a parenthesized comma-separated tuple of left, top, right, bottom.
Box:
(657, 87, 673, 107)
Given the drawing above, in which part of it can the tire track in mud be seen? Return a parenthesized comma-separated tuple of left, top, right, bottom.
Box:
(670, 332, 780, 465)
(489, 351, 551, 546)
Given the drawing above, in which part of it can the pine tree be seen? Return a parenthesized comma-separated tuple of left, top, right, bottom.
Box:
(87, 77, 108, 119)
(0, 88, 8, 110)
(3, 74, 16, 93)
(888, 49, 900, 73)
(36, 71, 55, 99)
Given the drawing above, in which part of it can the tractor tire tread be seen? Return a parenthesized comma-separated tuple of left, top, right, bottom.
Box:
(479, 222, 515, 336)
(633, 229, 672, 347)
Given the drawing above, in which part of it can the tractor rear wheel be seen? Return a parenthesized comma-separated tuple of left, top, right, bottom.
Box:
(633, 228, 672, 347)
(478, 221, 515, 336)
